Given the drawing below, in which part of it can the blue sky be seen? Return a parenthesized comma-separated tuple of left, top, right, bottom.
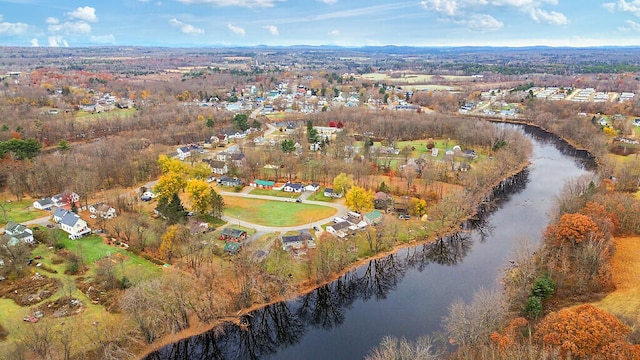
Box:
(0, 0, 638, 47)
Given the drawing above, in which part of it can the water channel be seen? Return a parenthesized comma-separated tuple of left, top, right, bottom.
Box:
(146, 124, 595, 360)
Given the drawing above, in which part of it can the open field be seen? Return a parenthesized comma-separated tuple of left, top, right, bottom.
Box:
(249, 188, 299, 199)
(358, 73, 473, 83)
(0, 199, 48, 223)
(593, 236, 640, 326)
(223, 196, 336, 227)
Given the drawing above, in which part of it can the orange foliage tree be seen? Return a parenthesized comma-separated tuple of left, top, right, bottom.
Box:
(544, 213, 599, 247)
(534, 304, 640, 359)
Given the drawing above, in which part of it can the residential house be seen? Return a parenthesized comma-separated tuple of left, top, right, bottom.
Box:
(215, 134, 228, 147)
(229, 153, 245, 168)
(208, 160, 228, 175)
(177, 146, 191, 160)
(283, 182, 304, 193)
(251, 179, 275, 189)
(363, 210, 383, 226)
(51, 191, 80, 207)
(53, 208, 91, 239)
(281, 234, 304, 251)
(324, 188, 342, 198)
(223, 241, 241, 254)
(282, 231, 315, 251)
(305, 183, 320, 192)
(88, 203, 117, 219)
(3, 221, 35, 245)
(217, 176, 243, 187)
(219, 228, 247, 242)
(326, 221, 351, 238)
(374, 192, 393, 210)
(33, 198, 54, 210)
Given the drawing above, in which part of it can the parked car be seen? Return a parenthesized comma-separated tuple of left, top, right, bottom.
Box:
(296, 198, 302, 203)
(313, 226, 321, 231)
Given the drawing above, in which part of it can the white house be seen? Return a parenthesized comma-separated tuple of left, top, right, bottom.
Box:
(33, 198, 54, 210)
(305, 183, 320, 192)
(326, 221, 351, 238)
(52, 208, 91, 239)
(177, 146, 191, 160)
(88, 203, 117, 219)
(283, 182, 304, 193)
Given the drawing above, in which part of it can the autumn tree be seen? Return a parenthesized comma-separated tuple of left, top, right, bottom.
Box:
(157, 154, 190, 175)
(185, 179, 212, 214)
(333, 172, 354, 196)
(159, 224, 188, 263)
(410, 197, 427, 217)
(544, 213, 599, 247)
(155, 192, 187, 225)
(534, 304, 640, 359)
(345, 186, 374, 213)
(154, 172, 186, 202)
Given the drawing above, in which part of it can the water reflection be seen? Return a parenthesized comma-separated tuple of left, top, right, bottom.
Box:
(147, 163, 534, 360)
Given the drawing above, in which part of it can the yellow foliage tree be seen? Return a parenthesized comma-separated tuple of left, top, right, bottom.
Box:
(157, 154, 190, 175)
(345, 186, 374, 213)
(154, 172, 186, 201)
(333, 173, 354, 196)
(410, 197, 427, 217)
(190, 163, 212, 180)
(159, 224, 181, 262)
(185, 179, 212, 214)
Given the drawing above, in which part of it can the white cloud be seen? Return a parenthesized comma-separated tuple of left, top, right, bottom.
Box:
(48, 20, 91, 34)
(462, 13, 504, 31)
(48, 35, 69, 47)
(420, 0, 460, 16)
(45, 17, 59, 25)
(318, 0, 338, 4)
(605, 0, 640, 17)
(177, 0, 284, 7)
(90, 34, 116, 43)
(0, 15, 30, 35)
(619, 19, 640, 31)
(529, 8, 567, 25)
(30, 38, 39, 46)
(329, 29, 340, 36)
(263, 25, 279, 35)
(169, 18, 204, 35)
(227, 23, 246, 35)
(66, 6, 98, 22)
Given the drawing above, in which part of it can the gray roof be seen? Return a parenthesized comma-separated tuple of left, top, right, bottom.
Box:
(330, 221, 351, 231)
(36, 198, 54, 206)
(60, 212, 82, 227)
(53, 207, 68, 219)
(282, 235, 302, 244)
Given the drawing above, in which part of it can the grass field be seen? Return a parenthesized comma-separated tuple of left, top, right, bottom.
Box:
(223, 196, 336, 227)
(0, 199, 48, 223)
(249, 188, 299, 199)
(592, 236, 640, 326)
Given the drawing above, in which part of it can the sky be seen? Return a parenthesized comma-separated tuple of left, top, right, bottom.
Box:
(0, 0, 639, 48)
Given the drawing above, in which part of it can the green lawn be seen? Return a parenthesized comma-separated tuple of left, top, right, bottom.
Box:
(250, 188, 299, 199)
(223, 196, 337, 227)
(0, 199, 48, 223)
(32, 234, 161, 282)
(73, 107, 137, 120)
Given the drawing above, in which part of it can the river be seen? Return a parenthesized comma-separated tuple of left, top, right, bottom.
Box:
(145, 124, 595, 360)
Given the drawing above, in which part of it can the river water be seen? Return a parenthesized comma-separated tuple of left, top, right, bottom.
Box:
(145, 125, 595, 360)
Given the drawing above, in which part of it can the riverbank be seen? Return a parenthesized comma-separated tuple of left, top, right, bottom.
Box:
(135, 157, 533, 359)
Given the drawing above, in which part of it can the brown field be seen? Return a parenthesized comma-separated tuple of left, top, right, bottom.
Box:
(592, 236, 640, 325)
